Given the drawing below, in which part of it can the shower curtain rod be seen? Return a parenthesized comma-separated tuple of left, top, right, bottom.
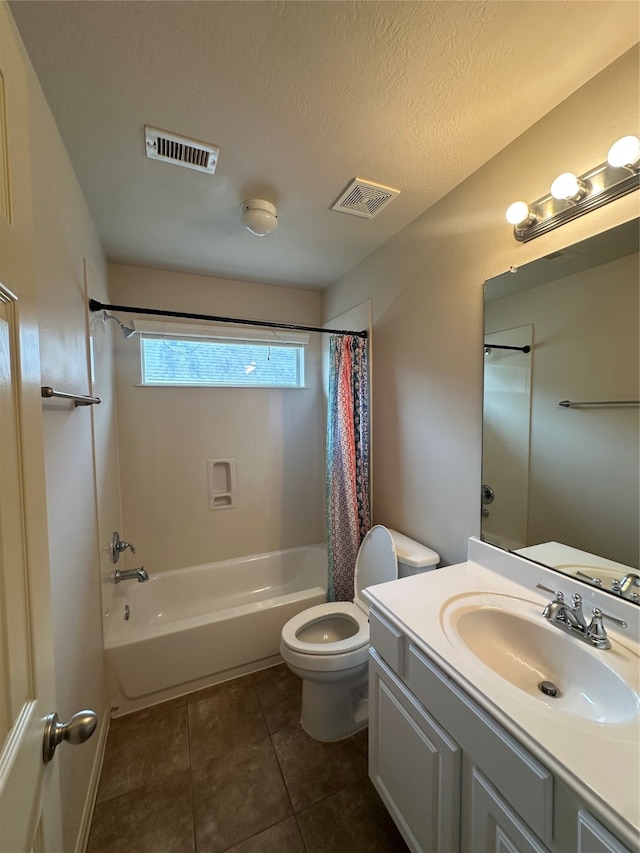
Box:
(484, 343, 531, 353)
(88, 299, 367, 339)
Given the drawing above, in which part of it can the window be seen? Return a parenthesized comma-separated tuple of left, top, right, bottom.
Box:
(137, 321, 307, 388)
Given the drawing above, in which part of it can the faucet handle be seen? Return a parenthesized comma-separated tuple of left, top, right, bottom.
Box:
(586, 608, 627, 650)
(536, 583, 563, 600)
(109, 531, 136, 563)
(592, 608, 627, 629)
(587, 610, 609, 648)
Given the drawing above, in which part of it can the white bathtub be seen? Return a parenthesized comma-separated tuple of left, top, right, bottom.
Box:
(105, 544, 327, 716)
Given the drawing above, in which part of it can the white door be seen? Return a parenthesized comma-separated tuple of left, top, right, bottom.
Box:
(0, 3, 63, 849)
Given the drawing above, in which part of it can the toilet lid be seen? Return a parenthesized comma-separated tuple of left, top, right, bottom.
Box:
(354, 525, 398, 614)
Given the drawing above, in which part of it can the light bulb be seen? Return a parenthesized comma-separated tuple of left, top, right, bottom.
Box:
(607, 135, 640, 168)
(505, 201, 534, 226)
(550, 172, 587, 202)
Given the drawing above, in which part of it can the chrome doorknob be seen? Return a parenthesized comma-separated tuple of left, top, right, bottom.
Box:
(481, 484, 495, 504)
(43, 709, 97, 763)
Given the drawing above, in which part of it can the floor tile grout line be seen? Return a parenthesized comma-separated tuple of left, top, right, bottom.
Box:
(92, 764, 192, 809)
(293, 811, 312, 853)
(185, 704, 198, 852)
(189, 732, 274, 771)
(269, 729, 298, 817)
(251, 680, 271, 736)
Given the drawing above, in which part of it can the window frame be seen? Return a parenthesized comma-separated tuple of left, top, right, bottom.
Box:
(135, 319, 308, 389)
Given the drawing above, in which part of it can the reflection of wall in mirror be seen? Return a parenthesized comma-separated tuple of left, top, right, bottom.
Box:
(482, 325, 533, 550)
(485, 251, 639, 568)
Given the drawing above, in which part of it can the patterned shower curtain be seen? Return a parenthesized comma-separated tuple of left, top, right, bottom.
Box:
(326, 334, 371, 601)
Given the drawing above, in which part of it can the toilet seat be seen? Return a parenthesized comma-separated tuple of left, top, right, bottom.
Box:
(281, 602, 369, 656)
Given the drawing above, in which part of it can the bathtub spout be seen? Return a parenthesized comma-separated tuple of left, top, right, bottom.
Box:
(114, 567, 149, 584)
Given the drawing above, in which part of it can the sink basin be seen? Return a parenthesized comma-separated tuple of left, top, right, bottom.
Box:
(441, 593, 640, 724)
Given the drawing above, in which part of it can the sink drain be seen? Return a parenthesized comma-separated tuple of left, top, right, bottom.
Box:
(538, 680, 559, 697)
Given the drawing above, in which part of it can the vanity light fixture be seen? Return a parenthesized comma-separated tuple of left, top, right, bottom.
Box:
(607, 135, 640, 170)
(506, 135, 640, 242)
(505, 201, 536, 227)
(549, 173, 588, 203)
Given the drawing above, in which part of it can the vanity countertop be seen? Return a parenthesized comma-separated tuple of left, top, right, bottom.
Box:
(363, 539, 640, 849)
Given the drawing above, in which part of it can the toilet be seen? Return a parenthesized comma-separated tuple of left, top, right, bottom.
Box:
(280, 525, 439, 741)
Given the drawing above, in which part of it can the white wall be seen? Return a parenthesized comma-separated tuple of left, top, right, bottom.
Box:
(485, 252, 639, 567)
(14, 14, 121, 852)
(108, 264, 325, 574)
(323, 45, 640, 567)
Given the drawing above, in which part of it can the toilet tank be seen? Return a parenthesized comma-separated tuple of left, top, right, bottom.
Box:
(388, 529, 440, 578)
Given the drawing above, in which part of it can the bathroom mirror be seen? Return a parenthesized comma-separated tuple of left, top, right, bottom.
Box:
(482, 218, 639, 602)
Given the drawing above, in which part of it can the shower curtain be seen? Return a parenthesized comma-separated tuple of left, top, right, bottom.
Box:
(326, 334, 370, 601)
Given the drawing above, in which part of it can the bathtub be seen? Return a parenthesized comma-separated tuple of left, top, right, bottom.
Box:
(105, 544, 327, 716)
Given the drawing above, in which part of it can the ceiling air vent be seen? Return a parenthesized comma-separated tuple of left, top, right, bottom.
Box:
(331, 177, 400, 219)
(144, 126, 219, 174)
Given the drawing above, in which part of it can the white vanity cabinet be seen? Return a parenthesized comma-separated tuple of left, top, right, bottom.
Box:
(368, 608, 634, 853)
(369, 651, 461, 852)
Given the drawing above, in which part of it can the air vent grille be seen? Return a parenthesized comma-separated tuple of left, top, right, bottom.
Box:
(331, 178, 400, 219)
(144, 126, 219, 174)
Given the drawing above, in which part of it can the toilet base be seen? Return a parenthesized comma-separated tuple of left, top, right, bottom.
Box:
(298, 665, 369, 742)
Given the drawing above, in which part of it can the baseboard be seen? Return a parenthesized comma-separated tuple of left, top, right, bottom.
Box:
(74, 702, 110, 853)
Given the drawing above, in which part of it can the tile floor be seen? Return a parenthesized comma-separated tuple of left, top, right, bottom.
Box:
(87, 664, 408, 853)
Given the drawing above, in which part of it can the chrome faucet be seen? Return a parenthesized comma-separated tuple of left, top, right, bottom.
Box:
(617, 572, 640, 597)
(114, 567, 149, 584)
(537, 584, 627, 650)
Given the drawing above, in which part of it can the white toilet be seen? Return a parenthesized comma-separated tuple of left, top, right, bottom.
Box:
(280, 525, 439, 741)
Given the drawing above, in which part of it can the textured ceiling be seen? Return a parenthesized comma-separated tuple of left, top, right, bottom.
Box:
(9, 1, 640, 289)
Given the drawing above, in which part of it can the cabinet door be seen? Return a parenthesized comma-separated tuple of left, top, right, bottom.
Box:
(577, 810, 631, 853)
(369, 651, 461, 853)
(467, 765, 550, 853)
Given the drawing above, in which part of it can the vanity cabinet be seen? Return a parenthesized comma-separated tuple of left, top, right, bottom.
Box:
(368, 608, 634, 853)
(369, 653, 460, 852)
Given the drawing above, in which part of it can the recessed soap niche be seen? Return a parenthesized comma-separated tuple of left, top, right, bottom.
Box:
(207, 458, 236, 510)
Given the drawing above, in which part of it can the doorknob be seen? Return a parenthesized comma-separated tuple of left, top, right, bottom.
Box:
(43, 710, 98, 763)
(481, 484, 495, 504)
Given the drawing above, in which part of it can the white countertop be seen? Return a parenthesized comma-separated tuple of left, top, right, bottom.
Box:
(363, 538, 640, 849)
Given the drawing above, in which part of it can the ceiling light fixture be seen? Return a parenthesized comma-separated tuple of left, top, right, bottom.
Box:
(505, 135, 639, 242)
(241, 199, 278, 237)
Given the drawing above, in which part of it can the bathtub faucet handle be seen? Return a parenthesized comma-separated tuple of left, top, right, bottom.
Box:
(110, 531, 136, 563)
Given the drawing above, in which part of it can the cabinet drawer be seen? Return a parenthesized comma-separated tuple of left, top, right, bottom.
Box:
(408, 644, 553, 845)
(370, 608, 405, 676)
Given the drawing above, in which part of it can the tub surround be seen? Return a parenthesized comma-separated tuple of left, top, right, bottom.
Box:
(105, 544, 327, 716)
(363, 538, 639, 850)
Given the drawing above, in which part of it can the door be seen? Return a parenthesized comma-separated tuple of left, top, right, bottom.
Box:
(0, 3, 63, 849)
(467, 765, 549, 853)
